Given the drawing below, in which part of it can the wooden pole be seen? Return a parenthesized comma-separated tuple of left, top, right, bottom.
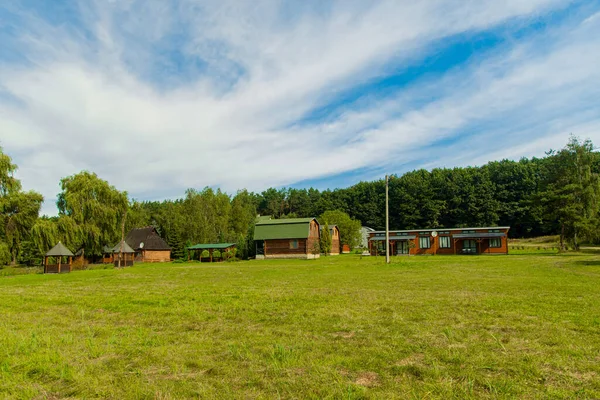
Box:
(69, 256, 72, 272)
(58, 256, 61, 274)
(119, 210, 127, 269)
(385, 175, 390, 264)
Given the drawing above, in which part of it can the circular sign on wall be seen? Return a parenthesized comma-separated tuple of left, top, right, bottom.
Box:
(431, 231, 438, 238)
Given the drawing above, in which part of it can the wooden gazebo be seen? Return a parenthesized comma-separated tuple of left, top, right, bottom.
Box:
(44, 242, 74, 274)
(112, 241, 135, 267)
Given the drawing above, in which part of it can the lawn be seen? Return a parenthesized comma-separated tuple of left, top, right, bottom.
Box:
(1, 253, 599, 399)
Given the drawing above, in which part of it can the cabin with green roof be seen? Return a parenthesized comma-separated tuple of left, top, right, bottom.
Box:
(254, 217, 321, 259)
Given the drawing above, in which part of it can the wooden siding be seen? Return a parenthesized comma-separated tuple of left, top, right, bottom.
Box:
(330, 226, 340, 255)
(143, 250, 171, 262)
(265, 239, 307, 255)
(307, 219, 320, 255)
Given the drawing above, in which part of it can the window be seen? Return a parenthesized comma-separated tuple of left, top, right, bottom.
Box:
(489, 229, 501, 233)
(490, 238, 501, 248)
(419, 236, 431, 249)
(463, 230, 476, 234)
(289, 240, 299, 249)
(439, 236, 451, 249)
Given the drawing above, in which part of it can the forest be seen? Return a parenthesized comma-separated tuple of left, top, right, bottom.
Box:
(1, 136, 598, 266)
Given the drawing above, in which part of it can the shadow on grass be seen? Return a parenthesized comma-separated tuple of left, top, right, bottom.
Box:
(573, 260, 600, 267)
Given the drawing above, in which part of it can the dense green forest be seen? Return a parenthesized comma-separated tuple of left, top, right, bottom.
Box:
(1, 136, 599, 266)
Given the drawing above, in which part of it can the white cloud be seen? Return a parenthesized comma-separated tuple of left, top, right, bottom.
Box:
(0, 0, 596, 217)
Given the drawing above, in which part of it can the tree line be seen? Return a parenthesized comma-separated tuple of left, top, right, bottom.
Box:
(1, 136, 598, 266)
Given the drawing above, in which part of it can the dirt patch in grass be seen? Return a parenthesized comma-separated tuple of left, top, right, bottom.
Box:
(396, 353, 425, 367)
(355, 372, 380, 387)
(331, 331, 355, 338)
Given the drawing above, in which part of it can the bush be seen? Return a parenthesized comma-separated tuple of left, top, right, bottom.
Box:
(213, 250, 222, 259)
(201, 250, 210, 259)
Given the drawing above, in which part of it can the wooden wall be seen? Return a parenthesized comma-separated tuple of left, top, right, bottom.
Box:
(307, 220, 320, 255)
(330, 227, 340, 255)
(143, 250, 171, 262)
(264, 239, 307, 255)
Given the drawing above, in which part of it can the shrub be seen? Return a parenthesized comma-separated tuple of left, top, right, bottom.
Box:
(213, 250, 222, 259)
(201, 250, 210, 259)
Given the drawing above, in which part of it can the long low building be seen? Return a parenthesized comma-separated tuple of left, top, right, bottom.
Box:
(369, 226, 510, 256)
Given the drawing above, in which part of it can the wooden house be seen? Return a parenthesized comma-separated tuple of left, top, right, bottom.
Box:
(368, 227, 510, 256)
(254, 217, 321, 259)
(320, 225, 341, 255)
(125, 227, 171, 262)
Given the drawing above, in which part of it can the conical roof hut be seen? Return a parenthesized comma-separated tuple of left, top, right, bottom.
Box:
(112, 241, 135, 253)
(44, 242, 74, 274)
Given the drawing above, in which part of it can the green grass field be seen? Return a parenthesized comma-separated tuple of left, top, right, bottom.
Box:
(1, 253, 599, 399)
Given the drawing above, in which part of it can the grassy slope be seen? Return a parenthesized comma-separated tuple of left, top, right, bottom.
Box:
(0, 254, 599, 399)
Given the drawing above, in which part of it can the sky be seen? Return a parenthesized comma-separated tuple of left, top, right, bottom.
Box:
(1, 0, 600, 216)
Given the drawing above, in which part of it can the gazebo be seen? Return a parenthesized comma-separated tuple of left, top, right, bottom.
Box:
(44, 242, 74, 274)
(112, 241, 135, 267)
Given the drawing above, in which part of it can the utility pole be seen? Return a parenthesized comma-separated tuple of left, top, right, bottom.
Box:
(385, 175, 390, 264)
(118, 209, 127, 269)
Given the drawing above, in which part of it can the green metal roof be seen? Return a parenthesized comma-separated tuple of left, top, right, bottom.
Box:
(254, 218, 317, 240)
(188, 243, 236, 250)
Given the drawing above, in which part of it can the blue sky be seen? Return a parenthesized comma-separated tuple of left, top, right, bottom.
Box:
(1, 0, 600, 215)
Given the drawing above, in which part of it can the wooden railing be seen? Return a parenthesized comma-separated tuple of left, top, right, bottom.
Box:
(45, 264, 71, 274)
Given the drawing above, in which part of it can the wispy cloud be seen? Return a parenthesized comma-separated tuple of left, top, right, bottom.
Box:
(0, 0, 597, 215)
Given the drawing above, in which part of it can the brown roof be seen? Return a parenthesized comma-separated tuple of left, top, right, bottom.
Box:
(125, 227, 171, 251)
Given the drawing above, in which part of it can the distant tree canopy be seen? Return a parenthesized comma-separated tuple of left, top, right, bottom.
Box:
(1, 135, 600, 266)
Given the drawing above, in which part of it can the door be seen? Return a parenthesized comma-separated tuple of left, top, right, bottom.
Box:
(256, 241, 265, 256)
(463, 239, 477, 254)
(397, 241, 409, 255)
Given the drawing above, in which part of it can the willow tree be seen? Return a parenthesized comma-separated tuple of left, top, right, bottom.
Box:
(0, 147, 44, 265)
(0, 148, 21, 197)
(31, 217, 59, 255)
(3, 191, 44, 264)
(57, 171, 128, 256)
